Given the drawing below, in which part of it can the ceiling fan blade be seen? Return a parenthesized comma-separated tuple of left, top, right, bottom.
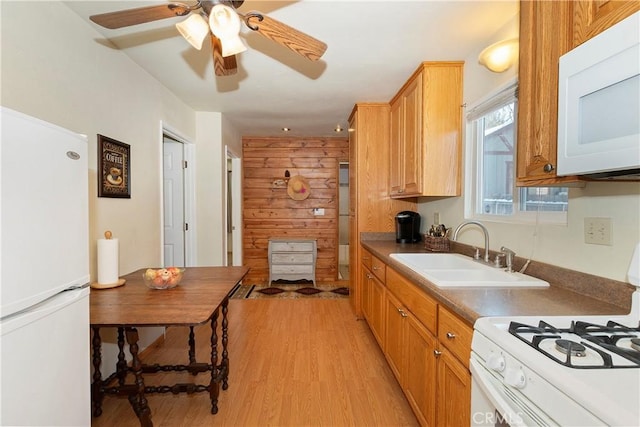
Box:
(211, 35, 238, 76)
(90, 3, 193, 29)
(242, 11, 327, 61)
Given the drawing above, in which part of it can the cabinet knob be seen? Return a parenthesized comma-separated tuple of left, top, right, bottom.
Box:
(398, 308, 408, 318)
(372, 266, 379, 270)
(446, 332, 456, 340)
(543, 163, 555, 173)
(433, 350, 442, 357)
(366, 273, 372, 279)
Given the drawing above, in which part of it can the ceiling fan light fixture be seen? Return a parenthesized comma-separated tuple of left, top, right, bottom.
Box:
(209, 4, 247, 57)
(478, 38, 519, 73)
(176, 14, 210, 50)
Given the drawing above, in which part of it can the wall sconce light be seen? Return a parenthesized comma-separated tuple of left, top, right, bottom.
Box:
(478, 38, 519, 73)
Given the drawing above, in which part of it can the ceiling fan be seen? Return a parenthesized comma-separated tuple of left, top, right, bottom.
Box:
(89, 0, 328, 77)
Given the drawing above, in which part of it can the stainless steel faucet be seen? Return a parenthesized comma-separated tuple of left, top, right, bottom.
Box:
(452, 220, 490, 263)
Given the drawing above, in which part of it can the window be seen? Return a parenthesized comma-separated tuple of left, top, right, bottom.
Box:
(466, 82, 568, 224)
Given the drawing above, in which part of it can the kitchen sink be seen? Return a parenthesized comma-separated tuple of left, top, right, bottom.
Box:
(389, 253, 549, 288)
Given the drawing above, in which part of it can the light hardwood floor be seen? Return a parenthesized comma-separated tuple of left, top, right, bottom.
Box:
(91, 298, 419, 427)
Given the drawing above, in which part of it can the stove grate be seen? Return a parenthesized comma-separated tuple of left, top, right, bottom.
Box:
(508, 320, 640, 369)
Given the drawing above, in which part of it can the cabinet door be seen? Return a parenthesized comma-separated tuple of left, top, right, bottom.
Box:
(361, 264, 372, 322)
(384, 291, 405, 384)
(436, 348, 471, 427)
(369, 274, 386, 348)
(389, 99, 404, 196)
(405, 312, 438, 427)
(516, 0, 580, 186)
(573, 0, 640, 46)
(402, 74, 422, 196)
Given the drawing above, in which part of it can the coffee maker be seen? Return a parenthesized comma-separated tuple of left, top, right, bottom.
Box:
(395, 211, 421, 243)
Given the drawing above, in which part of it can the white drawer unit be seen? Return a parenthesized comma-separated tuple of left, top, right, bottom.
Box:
(268, 239, 317, 285)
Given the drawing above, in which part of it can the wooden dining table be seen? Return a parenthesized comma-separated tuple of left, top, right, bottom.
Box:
(90, 266, 249, 427)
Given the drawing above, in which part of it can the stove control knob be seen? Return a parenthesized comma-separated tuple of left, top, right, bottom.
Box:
(504, 367, 526, 389)
(487, 353, 505, 372)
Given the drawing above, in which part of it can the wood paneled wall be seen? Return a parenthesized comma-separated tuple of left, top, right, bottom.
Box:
(242, 137, 349, 284)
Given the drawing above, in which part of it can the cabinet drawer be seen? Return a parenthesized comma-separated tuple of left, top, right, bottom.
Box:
(271, 265, 314, 275)
(371, 255, 386, 282)
(438, 306, 472, 368)
(386, 268, 437, 335)
(272, 253, 314, 264)
(271, 242, 315, 252)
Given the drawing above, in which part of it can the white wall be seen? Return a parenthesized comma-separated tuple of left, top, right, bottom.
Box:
(417, 13, 640, 282)
(2, 1, 196, 276)
(195, 112, 224, 265)
(0, 1, 238, 366)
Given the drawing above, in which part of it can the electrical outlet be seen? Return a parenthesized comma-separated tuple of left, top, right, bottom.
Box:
(313, 208, 325, 216)
(584, 217, 612, 245)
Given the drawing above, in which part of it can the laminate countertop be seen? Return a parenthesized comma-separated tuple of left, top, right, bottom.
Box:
(361, 236, 635, 326)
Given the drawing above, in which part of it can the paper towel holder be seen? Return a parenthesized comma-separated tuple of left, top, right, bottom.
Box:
(91, 230, 127, 290)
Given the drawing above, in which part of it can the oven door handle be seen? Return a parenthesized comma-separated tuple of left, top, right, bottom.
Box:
(470, 358, 543, 427)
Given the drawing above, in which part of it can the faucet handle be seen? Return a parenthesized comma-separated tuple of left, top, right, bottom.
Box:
(500, 246, 516, 256)
(500, 246, 516, 272)
(494, 253, 506, 268)
(473, 247, 481, 260)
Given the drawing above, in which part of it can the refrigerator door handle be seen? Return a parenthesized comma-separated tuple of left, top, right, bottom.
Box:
(0, 287, 89, 334)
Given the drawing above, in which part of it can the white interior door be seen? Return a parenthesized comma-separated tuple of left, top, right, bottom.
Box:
(225, 148, 242, 266)
(163, 138, 185, 267)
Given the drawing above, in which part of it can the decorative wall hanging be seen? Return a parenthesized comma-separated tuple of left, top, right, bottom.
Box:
(287, 175, 310, 201)
(98, 134, 131, 198)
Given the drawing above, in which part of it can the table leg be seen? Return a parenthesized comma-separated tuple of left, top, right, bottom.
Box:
(116, 327, 127, 385)
(125, 327, 153, 427)
(221, 298, 230, 390)
(188, 326, 197, 372)
(91, 326, 104, 417)
(209, 309, 219, 414)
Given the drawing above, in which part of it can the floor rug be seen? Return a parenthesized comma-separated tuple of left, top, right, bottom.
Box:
(230, 284, 349, 299)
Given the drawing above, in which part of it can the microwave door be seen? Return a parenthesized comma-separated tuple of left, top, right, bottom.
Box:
(557, 12, 640, 177)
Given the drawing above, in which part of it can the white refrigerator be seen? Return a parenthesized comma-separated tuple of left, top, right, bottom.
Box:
(0, 107, 91, 426)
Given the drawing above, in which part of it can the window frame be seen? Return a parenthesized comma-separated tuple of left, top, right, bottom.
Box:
(464, 80, 568, 225)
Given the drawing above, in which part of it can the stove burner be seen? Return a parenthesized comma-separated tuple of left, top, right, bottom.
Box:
(555, 339, 587, 357)
(631, 338, 640, 352)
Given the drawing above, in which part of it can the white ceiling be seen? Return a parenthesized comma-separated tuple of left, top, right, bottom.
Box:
(65, 0, 519, 137)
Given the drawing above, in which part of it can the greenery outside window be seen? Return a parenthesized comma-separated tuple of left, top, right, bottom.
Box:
(465, 81, 568, 224)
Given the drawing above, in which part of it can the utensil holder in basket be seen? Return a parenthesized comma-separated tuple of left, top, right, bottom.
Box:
(424, 235, 451, 252)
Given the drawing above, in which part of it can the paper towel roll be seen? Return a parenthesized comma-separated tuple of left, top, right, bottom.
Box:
(97, 238, 119, 285)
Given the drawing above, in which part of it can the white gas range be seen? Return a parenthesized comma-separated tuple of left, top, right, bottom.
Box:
(470, 246, 640, 427)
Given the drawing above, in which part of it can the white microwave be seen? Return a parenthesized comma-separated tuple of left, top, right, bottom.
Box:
(557, 11, 640, 179)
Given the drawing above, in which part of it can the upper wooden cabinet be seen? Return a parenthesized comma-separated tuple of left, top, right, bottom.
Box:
(389, 62, 464, 198)
(516, 0, 579, 186)
(516, 0, 639, 186)
(573, 0, 640, 47)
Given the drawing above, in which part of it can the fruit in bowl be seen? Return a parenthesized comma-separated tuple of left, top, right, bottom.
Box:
(143, 267, 185, 289)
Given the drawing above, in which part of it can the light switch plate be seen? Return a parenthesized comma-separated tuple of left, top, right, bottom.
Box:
(584, 217, 612, 245)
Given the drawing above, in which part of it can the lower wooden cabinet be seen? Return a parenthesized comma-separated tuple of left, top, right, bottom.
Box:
(369, 273, 386, 347)
(404, 307, 438, 427)
(373, 265, 472, 427)
(361, 260, 386, 348)
(437, 347, 471, 427)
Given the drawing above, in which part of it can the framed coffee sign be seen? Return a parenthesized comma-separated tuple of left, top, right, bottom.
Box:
(98, 134, 130, 198)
